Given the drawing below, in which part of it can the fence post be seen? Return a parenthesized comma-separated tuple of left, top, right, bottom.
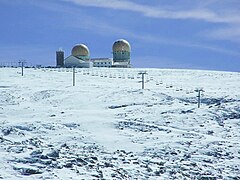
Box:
(73, 67, 75, 86)
(196, 88, 204, 108)
(138, 71, 147, 89)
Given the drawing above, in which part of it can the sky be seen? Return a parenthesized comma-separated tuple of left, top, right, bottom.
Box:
(0, 0, 239, 72)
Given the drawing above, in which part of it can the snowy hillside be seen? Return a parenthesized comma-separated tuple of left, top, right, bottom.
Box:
(0, 67, 240, 179)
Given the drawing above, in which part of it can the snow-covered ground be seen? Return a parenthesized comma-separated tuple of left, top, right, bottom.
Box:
(0, 67, 239, 179)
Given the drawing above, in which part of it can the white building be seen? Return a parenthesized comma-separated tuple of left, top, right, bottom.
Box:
(92, 58, 113, 68)
(64, 44, 92, 68)
(64, 55, 93, 68)
(112, 61, 131, 68)
(61, 39, 131, 68)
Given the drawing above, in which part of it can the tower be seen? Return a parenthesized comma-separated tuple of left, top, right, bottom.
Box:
(56, 49, 64, 67)
(112, 39, 131, 68)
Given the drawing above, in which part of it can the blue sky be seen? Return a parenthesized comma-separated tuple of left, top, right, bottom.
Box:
(0, 0, 239, 72)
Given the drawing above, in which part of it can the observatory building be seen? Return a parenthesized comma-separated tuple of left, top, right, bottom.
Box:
(91, 39, 131, 68)
(64, 44, 93, 68)
(91, 58, 113, 68)
(56, 39, 131, 68)
(112, 39, 131, 68)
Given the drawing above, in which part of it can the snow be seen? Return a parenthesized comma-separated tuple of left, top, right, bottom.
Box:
(0, 67, 240, 179)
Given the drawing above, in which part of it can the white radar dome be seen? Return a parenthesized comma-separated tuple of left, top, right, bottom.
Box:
(71, 44, 90, 57)
(112, 39, 131, 52)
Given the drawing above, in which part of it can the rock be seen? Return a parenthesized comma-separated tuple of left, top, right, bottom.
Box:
(147, 166, 153, 172)
(47, 149, 59, 158)
(184, 154, 191, 159)
(57, 165, 63, 169)
(123, 160, 130, 164)
(30, 149, 43, 157)
(170, 151, 178, 155)
(39, 159, 52, 165)
(181, 110, 194, 114)
(207, 130, 214, 135)
(85, 158, 95, 164)
(199, 175, 217, 180)
(22, 158, 39, 164)
(2, 127, 13, 136)
(76, 158, 88, 165)
(91, 156, 98, 161)
(61, 143, 69, 149)
(155, 168, 165, 175)
(132, 161, 139, 164)
(111, 173, 117, 178)
(104, 162, 114, 168)
(14, 167, 42, 175)
(22, 168, 41, 175)
(120, 150, 126, 154)
(40, 155, 48, 159)
(64, 162, 73, 168)
(7, 146, 24, 153)
(92, 174, 100, 178)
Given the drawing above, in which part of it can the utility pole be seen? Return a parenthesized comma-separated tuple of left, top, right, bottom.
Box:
(21, 61, 24, 76)
(196, 88, 204, 108)
(73, 67, 76, 86)
(18, 60, 21, 67)
(138, 71, 147, 89)
(19, 60, 26, 76)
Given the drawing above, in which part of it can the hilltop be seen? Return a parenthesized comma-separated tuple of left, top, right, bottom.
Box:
(0, 68, 240, 179)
